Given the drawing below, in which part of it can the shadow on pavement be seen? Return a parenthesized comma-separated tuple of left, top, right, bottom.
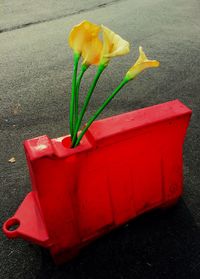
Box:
(35, 199, 200, 279)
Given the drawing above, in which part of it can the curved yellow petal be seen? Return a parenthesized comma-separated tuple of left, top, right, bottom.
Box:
(125, 46, 160, 80)
(82, 36, 103, 65)
(68, 20, 101, 54)
(100, 25, 130, 65)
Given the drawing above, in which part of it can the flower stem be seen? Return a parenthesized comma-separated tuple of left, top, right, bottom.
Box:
(74, 64, 89, 129)
(69, 52, 80, 138)
(73, 77, 129, 147)
(71, 64, 106, 146)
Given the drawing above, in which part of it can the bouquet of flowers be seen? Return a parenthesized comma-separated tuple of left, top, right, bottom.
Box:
(68, 20, 159, 147)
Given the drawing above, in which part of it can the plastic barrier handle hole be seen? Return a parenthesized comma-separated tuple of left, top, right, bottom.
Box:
(5, 218, 20, 232)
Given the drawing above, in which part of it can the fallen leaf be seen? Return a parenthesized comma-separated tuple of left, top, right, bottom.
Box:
(8, 157, 16, 163)
(12, 103, 22, 115)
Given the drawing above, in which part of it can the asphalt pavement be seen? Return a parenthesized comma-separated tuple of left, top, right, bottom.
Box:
(0, 0, 200, 278)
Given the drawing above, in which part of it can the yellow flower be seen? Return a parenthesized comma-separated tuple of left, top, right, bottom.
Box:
(125, 46, 160, 80)
(100, 25, 130, 66)
(82, 37, 103, 65)
(68, 20, 101, 55)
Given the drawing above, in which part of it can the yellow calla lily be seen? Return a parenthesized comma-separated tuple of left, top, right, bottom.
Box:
(82, 37, 103, 65)
(125, 46, 160, 80)
(100, 25, 130, 66)
(69, 20, 101, 55)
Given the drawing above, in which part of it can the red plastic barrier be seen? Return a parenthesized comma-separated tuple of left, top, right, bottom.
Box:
(3, 100, 192, 264)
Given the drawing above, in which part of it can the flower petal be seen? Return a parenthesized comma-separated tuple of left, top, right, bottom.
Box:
(82, 37, 103, 65)
(100, 25, 130, 65)
(68, 20, 101, 54)
(125, 47, 160, 80)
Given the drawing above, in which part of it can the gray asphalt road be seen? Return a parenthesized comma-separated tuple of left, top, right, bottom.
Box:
(1, 0, 200, 278)
(0, 0, 118, 32)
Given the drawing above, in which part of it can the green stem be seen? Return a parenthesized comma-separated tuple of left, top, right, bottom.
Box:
(74, 64, 89, 129)
(73, 77, 129, 147)
(69, 52, 80, 138)
(72, 64, 106, 146)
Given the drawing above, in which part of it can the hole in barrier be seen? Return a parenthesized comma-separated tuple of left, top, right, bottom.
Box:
(62, 136, 72, 148)
(5, 218, 20, 232)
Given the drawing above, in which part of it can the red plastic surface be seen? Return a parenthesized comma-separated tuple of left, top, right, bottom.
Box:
(3, 100, 192, 264)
